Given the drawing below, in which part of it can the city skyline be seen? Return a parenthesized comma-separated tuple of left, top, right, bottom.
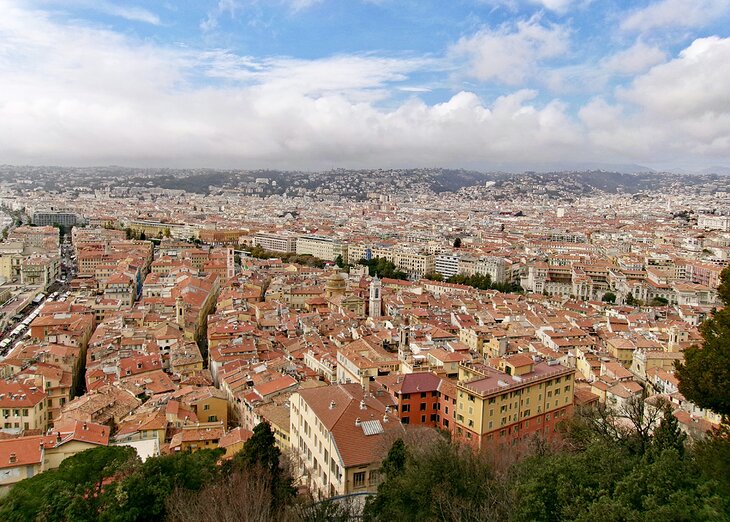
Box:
(1, 0, 730, 171)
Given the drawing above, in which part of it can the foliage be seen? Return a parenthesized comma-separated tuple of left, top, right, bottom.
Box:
(625, 292, 638, 306)
(423, 271, 443, 281)
(246, 245, 326, 268)
(676, 271, 730, 417)
(602, 291, 616, 303)
(717, 266, 730, 306)
(357, 257, 408, 280)
(231, 422, 295, 510)
(453, 237, 461, 248)
(446, 272, 523, 293)
(650, 296, 669, 306)
(105, 448, 224, 522)
(364, 438, 512, 522)
(0, 446, 138, 522)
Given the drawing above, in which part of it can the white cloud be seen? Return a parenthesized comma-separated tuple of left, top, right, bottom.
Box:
(0, 2, 729, 170)
(621, 0, 730, 32)
(288, 0, 324, 12)
(530, 0, 575, 11)
(95, 2, 160, 25)
(480, 0, 577, 13)
(450, 17, 570, 85)
(582, 36, 730, 160)
(601, 41, 666, 75)
(200, 0, 240, 32)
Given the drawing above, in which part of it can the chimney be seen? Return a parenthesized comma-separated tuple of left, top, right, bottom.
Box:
(359, 400, 366, 410)
(9, 453, 16, 464)
(329, 400, 336, 409)
(83, 422, 88, 431)
(383, 414, 389, 423)
(354, 417, 361, 426)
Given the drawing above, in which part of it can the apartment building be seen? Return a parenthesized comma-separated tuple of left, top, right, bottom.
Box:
(290, 384, 404, 497)
(0, 382, 48, 433)
(253, 232, 298, 253)
(296, 235, 345, 262)
(454, 356, 575, 449)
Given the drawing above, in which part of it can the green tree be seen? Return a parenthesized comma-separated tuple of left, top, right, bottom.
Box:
(423, 272, 443, 282)
(364, 437, 511, 522)
(650, 296, 669, 306)
(650, 405, 686, 459)
(232, 422, 295, 510)
(0, 446, 137, 522)
(453, 237, 462, 248)
(676, 311, 730, 417)
(335, 254, 344, 268)
(602, 292, 616, 303)
(625, 292, 637, 306)
(717, 266, 730, 306)
(106, 448, 223, 522)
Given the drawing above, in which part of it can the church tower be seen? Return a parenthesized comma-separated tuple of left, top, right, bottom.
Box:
(369, 276, 382, 318)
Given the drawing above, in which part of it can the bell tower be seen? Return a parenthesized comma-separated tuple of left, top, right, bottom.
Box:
(369, 276, 382, 318)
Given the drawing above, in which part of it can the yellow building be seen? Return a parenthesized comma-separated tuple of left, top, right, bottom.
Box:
(169, 422, 225, 452)
(454, 356, 575, 449)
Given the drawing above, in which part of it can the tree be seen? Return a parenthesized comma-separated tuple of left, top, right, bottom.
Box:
(423, 272, 443, 282)
(602, 292, 616, 303)
(106, 448, 223, 522)
(650, 296, 669, 306)
(650, 405, 686, 459)
(335, 254, 344, 268)
(453, 237, 462, 248)
(625, 292, 637, 306)
(364, 437, 512, 522)
(165, 469, 275, 522)
(718, 266, 730, 306)
(0, 446, 137, 522)
(676, 307, 730, 417)
(232, 422, 295, 510)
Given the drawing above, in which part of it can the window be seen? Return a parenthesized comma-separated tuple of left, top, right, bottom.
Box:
(401, 417, 410, 424)
(430, 414, 438, 422)
(22, 409, 28, 416)
(431, 391, 438, 397)
(204, 404, 210, 410)
(420, 403, 426, 411)
(421, 392, 427, 398)
(208, 415, 218, 422)
(353, 472, 366, 488)
(421, 415, 426, 423)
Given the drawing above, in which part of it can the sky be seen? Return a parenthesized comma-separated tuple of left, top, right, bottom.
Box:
(1, 0, 730, 172)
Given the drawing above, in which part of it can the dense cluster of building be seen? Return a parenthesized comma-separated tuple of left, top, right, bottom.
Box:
(0, 172, 726, 498)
